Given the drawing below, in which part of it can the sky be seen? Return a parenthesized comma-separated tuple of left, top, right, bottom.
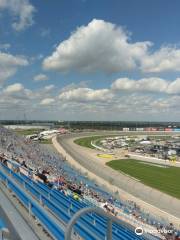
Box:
(0, 0, 180, 121)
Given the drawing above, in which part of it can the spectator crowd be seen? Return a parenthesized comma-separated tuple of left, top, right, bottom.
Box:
(0, 126, 179, 240)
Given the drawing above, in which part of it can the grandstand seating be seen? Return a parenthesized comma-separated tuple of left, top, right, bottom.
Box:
(0, 166, 64, 240)
(0, 162, 146, 240)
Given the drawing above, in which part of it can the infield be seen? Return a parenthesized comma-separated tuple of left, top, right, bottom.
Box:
(106, 159, 180, 199)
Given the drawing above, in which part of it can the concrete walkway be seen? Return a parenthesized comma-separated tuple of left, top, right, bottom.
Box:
(52, 132, 180, 229)
(0, 187, 39, 240)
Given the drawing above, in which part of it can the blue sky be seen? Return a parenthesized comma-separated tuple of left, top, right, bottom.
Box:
(0, 0, 180, 121)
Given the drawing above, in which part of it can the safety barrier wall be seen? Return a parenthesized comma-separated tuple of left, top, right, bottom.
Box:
(121, 128, 180, 132)
(91, 141, 106, 151)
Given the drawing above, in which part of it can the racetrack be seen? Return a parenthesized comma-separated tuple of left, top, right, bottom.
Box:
(53, 131, 180, 227)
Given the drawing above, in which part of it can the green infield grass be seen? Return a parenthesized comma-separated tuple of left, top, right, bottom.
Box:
(74, 135, 119, 149)
(74, 134, 173, 149)
(106, 159, 180, 199)
(74, 136, 103, 149)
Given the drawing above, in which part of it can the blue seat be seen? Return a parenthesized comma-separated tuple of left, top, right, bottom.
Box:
(19, 173, 144, 240)
(1, 162, 145, 240)
(0, 167, 64, 240)
(15, 172, 104, 240)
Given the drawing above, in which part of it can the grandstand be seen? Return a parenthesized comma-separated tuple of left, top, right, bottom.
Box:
(0, 160, 146, 240)
(0, 126, 179, 240)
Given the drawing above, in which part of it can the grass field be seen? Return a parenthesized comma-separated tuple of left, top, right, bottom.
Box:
(74, 134, 173, 149)
(74, 136, 105, 149)
(106, 159, 180, 199)
(74, 135, 118, 148)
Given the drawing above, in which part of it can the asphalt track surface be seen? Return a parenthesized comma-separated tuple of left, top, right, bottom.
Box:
(56, 131, 180, 226)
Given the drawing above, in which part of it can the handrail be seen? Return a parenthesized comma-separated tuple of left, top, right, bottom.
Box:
(65, 207, 126, 240)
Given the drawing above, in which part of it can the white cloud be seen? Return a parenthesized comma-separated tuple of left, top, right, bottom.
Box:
(2, 83, 32, 101)
(0, 80, 179, 120)
(40, 98, 55, 105)
(111, 77, 180, 94)
(43, 19, 151, 73)
(34, 73, 48, 82)
(59, 87, 114, 102)
(3, 83, 24, 93)
(0, 0, 35, 31)
(141, 47, 180, 73)
(166, 78, 180, 94)
(57, 87, 180, 121)
(0, 52, 28, 84)
(57, 88, 179, 120)
(60, 81, 89, 93)
(111, 77, 168, 93)
(151, 96, 180, 109)
(0, 84, 56, 116)
(43, 19, 180, 74)
(44, 84, 54, 91)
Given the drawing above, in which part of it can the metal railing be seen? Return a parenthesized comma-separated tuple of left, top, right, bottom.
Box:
(65, 207, 128, 240)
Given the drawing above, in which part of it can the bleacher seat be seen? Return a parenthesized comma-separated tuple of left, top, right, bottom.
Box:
(0, 162, 146, 240)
